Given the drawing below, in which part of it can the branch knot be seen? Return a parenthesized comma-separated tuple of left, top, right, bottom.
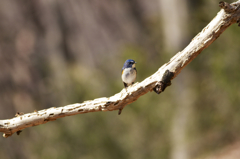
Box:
(153, 70, 174, 94)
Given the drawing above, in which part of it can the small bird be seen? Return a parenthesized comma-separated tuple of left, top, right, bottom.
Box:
(119, 59, 137, 115)
(121, 59, 137, 88)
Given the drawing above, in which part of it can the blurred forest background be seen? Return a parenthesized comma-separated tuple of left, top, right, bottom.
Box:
(1, 0, 240, 159)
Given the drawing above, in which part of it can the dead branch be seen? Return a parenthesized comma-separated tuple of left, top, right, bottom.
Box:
(1, 1, 240, 138)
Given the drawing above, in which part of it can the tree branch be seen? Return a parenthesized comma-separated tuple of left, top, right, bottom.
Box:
(1, 1, 240, 138)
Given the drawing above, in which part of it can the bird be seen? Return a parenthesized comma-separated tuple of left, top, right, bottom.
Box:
(119, 59, 137, 115)
(121, 59, 137, 88)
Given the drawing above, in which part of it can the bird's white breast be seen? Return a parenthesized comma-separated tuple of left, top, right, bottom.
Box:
(121, 68, 136, 84)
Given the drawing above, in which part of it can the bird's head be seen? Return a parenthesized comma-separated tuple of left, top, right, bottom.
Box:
(123, 59, 136, 69)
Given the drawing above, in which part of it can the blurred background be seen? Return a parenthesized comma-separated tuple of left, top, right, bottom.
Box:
(1, 0, 240, 159)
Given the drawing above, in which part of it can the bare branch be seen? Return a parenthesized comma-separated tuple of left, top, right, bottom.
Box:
(1, 1, 240, 138)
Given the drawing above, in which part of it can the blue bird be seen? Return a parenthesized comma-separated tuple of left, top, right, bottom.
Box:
(118, 59, 137, 115)
(121, 59, 137, 88)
